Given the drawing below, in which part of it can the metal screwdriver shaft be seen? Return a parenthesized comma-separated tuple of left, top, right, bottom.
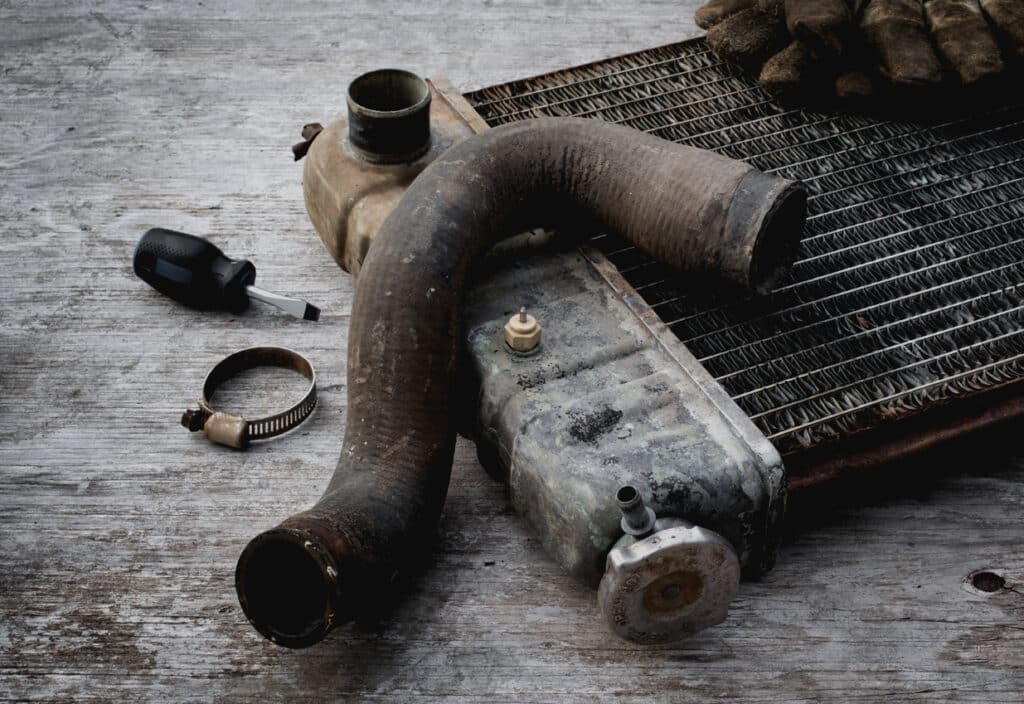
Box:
(245, 285, 320, 321)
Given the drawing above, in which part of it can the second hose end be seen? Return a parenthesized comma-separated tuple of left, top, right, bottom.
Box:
(235, 516, 353, 648)
(725, 171, 808, 295)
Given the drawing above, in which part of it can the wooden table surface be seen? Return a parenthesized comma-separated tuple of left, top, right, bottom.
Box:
(2, 1, 1022, 701)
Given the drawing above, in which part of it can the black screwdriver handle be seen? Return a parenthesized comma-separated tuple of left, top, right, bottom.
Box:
(133, 228, 256, 312)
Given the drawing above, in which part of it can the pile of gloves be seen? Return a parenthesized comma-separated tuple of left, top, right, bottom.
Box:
(696, 0, 1024, 103)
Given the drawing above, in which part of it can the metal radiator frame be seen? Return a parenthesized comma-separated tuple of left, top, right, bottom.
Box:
(431, 35, 1024, 490)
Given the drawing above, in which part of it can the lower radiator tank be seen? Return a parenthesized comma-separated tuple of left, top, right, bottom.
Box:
(463, 243, 783, 643)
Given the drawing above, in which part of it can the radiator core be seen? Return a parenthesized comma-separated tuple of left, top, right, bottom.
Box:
(464, 39, 1024, 462)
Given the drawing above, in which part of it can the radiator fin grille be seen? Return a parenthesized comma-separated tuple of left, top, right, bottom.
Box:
(465, 40, 1024, 455)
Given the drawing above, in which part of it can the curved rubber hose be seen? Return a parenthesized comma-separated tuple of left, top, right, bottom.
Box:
(235, 117, 806, 648)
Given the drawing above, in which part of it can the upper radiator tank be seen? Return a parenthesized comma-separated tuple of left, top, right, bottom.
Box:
(301, 69, 475, 277)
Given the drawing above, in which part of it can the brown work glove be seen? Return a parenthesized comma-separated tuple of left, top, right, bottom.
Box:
(696, 0, 1023, 105)
(980, 0, 1024, 60)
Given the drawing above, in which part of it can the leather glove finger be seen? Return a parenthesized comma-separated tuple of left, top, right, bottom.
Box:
(695, 0, 756, 29)
(759, 40, 827, 98)
(926, 0, 1005, 85)
(979, 0, 1024, 59)
(784, 0, 855, 56)
(834, 66, 877, 101)
(861, 0, 945, 88)
(706, 5, 789, 67)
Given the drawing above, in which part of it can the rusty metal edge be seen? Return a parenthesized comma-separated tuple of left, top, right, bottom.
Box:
(784, 380, 1024, 492)
(429, 77, 491, 135)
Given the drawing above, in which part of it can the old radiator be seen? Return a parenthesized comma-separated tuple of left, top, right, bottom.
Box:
(298, 42, 1024, 642)
(461, 38, 1024, 488)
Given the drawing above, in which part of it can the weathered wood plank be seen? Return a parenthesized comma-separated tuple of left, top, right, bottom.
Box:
(1, 1, 1022, 701)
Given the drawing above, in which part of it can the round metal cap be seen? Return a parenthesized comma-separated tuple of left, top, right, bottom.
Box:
(597, 524, 740, 644)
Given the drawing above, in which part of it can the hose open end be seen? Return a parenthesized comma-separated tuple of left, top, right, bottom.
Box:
(725, 170, 808, 295)
(235, 520, 350, 648)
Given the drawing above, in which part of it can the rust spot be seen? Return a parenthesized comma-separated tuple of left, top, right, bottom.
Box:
(642, 570, 704, 613)
(567, 406, 622, 444)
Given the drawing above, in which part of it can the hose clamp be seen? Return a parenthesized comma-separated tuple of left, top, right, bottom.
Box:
(181, 346, 317, 449)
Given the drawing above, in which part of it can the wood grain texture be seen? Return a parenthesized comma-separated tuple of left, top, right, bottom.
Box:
(1, 1, 1022, 701)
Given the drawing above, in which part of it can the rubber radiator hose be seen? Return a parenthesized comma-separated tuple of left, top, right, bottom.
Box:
(235, 117, 807, 648)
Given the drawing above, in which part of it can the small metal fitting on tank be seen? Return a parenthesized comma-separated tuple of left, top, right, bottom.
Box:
(597, 484, 741, 643)
(615, 484, 656, 536)
(503, 307, 542, 354)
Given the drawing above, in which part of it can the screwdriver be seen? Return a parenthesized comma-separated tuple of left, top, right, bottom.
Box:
(132, 228, 321, 321)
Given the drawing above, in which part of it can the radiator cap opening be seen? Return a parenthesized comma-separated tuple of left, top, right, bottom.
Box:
(347, 68, 431, 164)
